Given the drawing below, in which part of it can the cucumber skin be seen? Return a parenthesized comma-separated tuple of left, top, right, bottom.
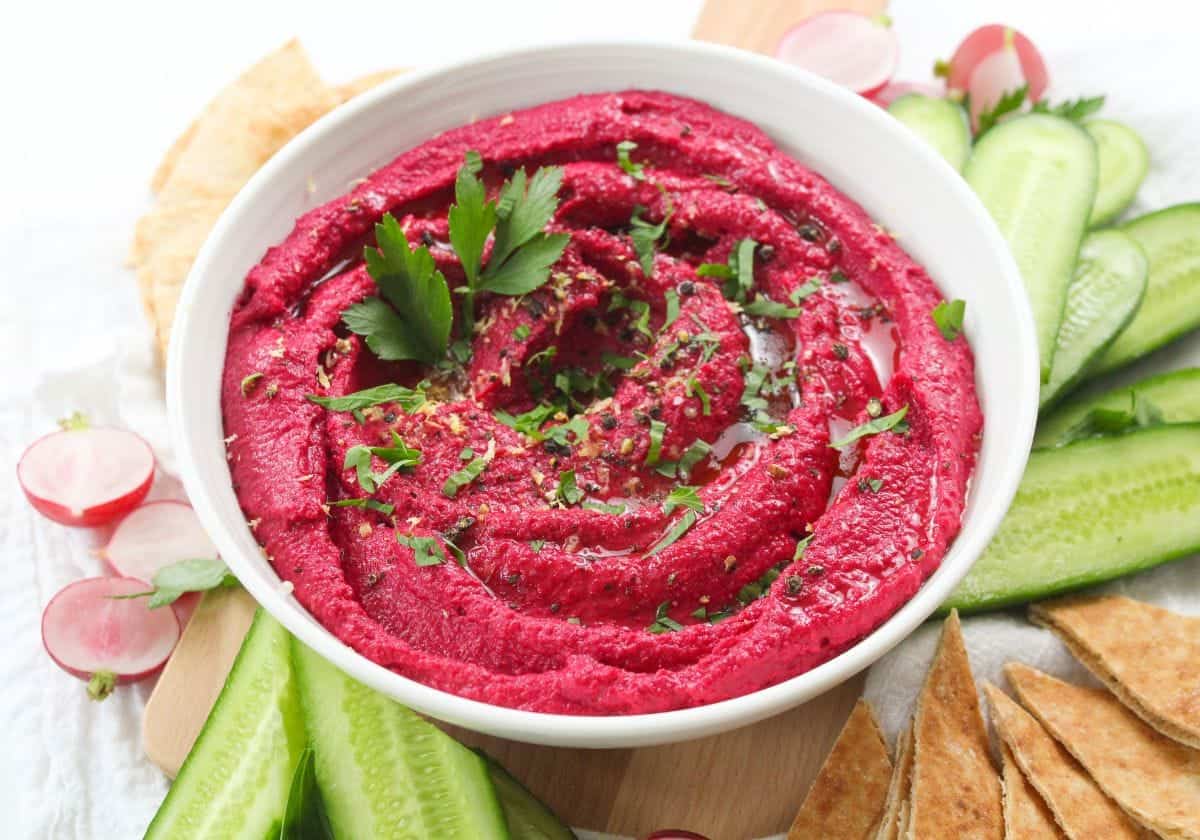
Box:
(1093, 204, 1200, 374)
(1035, 367, 1200, 448)
(888, 94, 971, 172)
(291, 639, 510, 840)
(480, 753, 578, 840)
(964, 114, 1099, 382)
(1039, 230, 1148, 411)
(1087, 120, 1150, 227)
(944, 424, 1200, 614)
(144, 605, 306, 840)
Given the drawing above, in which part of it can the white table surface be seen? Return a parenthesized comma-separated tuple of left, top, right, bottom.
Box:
(3, 1, 1198, 837)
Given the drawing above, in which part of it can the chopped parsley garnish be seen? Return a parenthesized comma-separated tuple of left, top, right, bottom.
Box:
(543, 414, 590, 452)
(859, 477, 884, 493)
(556, 469, 585, 506)
(793, 534, 814, 561)
(1031, 94, 1105, 122)
(828, 405, 909, 450)
(686, 377, 712, 416)
(662, 485, 703, 514)
(737, 565, 783, 604)
(676, 438, 712, 476)
(698, 238, 756, 303)
(512, 324, 531, 341)
(743, 294, 800, 319)
(329, 497, 396, 515)
(528, 539, 546, 553)
(663, 287, 681, 328)
(442, 447, 490, 498)
(629, 205, 672, 276)
(1060, 393, 1164, 445)
(343, 214, 454, 365)
(307, 381, 427, 413)
(616, 140, 646, 181)
(601, 352, 639, 370)
(583, 499, 627, 515)
(974, 85, 1029, 136)
(397, 534, 448, 566)
(647, 509, 698, 556)
(494, 402, 558, 439)
(790, 278, 822, 304)
(344, 432, 422, 493)
(647, 601, 684, 634)
(701, 173, 735, 189)
(240, 372, 264, 396)
(931, 299, 966, 341)
(645, 419, 667, 466)
(526, 345, 558, 367)
(829, 269, 849, 284)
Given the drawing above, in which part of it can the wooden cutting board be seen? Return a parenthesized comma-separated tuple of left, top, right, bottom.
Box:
(143, 1, 887, 836)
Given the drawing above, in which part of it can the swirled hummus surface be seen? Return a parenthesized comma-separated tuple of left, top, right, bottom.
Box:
(221, 91, 982, 714)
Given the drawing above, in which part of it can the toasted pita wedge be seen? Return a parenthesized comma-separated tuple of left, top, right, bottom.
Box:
(1006, 662, 1200, 840)
(906, 611, 1003, 840)
(984, 683, 1142, 839)
(1030, 595, 1200, 749)
(1000, 740, 1063, 839)
(788, 699, 892, 840)
(130, 40, 340, 359)
(336, 68, 406, 102)
(872, 725, 913, 840)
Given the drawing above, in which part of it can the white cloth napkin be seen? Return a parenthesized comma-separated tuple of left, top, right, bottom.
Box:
(5, 2, 1199, 838)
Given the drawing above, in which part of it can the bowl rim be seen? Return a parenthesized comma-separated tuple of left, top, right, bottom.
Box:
(167, 38, 1039, 748)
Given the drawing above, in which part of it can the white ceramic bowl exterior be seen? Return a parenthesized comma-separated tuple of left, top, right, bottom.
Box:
(168, 41, 1038, 747)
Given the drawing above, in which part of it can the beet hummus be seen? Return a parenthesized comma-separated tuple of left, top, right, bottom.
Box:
(221, 91, 982, 715)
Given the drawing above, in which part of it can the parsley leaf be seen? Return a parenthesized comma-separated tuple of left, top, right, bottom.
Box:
(343, 433, 421, 493)
(975, 85, 1029, 136)
(686, 377, 711, 416)
(1061, 393, 1164, 445)
(743, 293, 800, 319)
(494, 402, 558, 439)
(556, 469, 585, 506)
(113, 558, 238, 609)
(647, 509, 699, 556)
(647, 600, 684, 634)
(662, 485, 704, 514)
(1031, 95, 1105, 122)
(397, 534, 448, 566)
(828, 405, 909, 450)
(931, 299, 966, 341)
(793, 534, 813, 561)
(645, 418, 667, 466)
(790, 278, 823, 304)
(447, 150, 495, 289)
(699, 238, 757, 303)
(583, 500, 626, 515)
(345, 214, 453, 364)
(442, 449, 489, 498)
(664, 287, 681, 328)
(616, 140, 646, 181)
(329, 497, 395, 515)
(629, 205, 672, 276)
(482, 165, 569, 290)
(307, 382, 427, 413)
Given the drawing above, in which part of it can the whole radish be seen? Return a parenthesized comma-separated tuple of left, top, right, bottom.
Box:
(943, 24, 1049, 129)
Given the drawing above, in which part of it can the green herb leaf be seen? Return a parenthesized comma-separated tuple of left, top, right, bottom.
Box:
(793, 534, 814, 561)
(1031, 95, 1105, 122)
(307, 382, 427, 413)
(347, 214, 453, 364)
(931, 299, 966, 341)
(280, 747, 334, 840)
(583, 499, 626, 515)
(556, 469, 585, 506)
(975, 85, 1029, 136)
(442, 451, 489, 498)
(701, 238, 759, 303)
(629, 205, 671, 277)
(57, 411, 90, 431)
(488, 165, 566, 270)
(647, 600, 685, 634)
(344, 432, 421, 493)
(676, 438, 712, 478)
(447, 150, 495, 288)
(529, 539, 546, 553)
(113, 557, 238, 609)
(494, 402, 558, 439)
(662, 485, 704, 514)
(512, 324, 531, 341)
(686, 377, 711, 416)
(790, 278, 822, 304)
(616, 140, 645, 181)
(240, 372, 264, 396)
(328, 498, 396, 515)
(477, 232, 571, 295)
(397, 534, 449, 566)
(664, 287, 681, 328)
(647, 509, 698, 556)
(737, 564, 782, 604)
(645, 418, 667, 466)
(828, 405, 909, 450)
(1061, 393, 1165, 445)
(743, 293, 800, 319)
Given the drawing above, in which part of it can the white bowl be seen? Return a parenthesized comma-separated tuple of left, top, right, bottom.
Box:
(168, 40, 1038, 748)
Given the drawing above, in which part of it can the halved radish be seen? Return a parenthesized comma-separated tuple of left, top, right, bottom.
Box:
(18, 422, 155, 527)
(42, 577, 181, 699)
(945, 24, 1048, 101)
(775, 12, 899, 97)
(101, 501, 218, 582)
(871, 79, 945, 107)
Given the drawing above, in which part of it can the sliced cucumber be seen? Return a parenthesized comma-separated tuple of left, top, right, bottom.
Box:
(145, 607, 306, 840)
(291, 639, 510, 839)
(1039, 230, 1148, 409)
(1034, 367, 1200, 447)
(964, 114, 1098, 381)
(480, 753, 578, 840)
(1093, 204, 1200, 374)
(888, 94, 971, 172)
(1086, 119, 1150, 227)
(944, 424, 1200, 614)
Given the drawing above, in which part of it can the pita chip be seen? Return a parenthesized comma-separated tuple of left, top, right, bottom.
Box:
(872, 725, 913, 840)
(1000, 740, 1063, 839)
(130, 40, 340, 358)
(984, 683, 1141, 839)
(788, 699, 892, 840)
(1006, 662, 1200, 840)
(906, 611, 1003, 840)
(1030, 595, 1200, 749)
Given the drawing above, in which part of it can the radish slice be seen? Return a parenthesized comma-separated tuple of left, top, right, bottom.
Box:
(102, 501, 218, 582)
(42, 577, 181, 698)
(871, 79, 946, 107)
(18, 425, 154, 527)
(775, 12, 899, 96)
(945, 24, 1048, 101)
